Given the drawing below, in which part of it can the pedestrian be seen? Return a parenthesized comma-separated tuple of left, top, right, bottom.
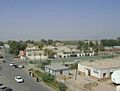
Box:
(29, 72, 31, 76)
(32, 73, 34, 77)
(36, 77, 39, 82)
(0, 66, 2, 70)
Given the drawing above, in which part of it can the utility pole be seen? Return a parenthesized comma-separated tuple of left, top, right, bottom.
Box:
(75, 62, 78, 80)
(34, 49, 36, 67)
(39, 53, 42, 63)
(75, 60, 82, 80)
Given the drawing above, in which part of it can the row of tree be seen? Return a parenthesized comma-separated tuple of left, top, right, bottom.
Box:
(8, 40, 27, 56)
(7, 40, 57, 57)
(101, 39, 120, 47)
(77, 38, 120, 53)
(6, 37, 120, 56)
(0, 41, 4, 46)
(77, 40, 104, 53)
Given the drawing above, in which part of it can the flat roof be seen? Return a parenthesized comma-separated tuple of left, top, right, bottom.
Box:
(79, 57, 120, 69)
(45, 64, 69, 71)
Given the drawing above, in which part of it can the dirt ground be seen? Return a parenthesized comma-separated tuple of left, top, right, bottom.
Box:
(60, 70, 117, 91)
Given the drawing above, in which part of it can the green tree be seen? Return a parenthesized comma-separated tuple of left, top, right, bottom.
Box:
(38, 43, 44, 50)
(83, 42, 89, 52)
(47, 39, 53, 45)
(42, 73, 54, 83)
(58, 82, 67, 91)
(8, 40, 19, 56)
(101, 39, 117, 47)
(77, 41, 84, 51)
(0, 41, 4, 46)
(44, 49, 56, 58)
(25, 40, 35, 44)
(8, 40, 27, 56)
(89, 41, 94, 47)
(19, 41, 27, 51)
(41, 39, 47, 45)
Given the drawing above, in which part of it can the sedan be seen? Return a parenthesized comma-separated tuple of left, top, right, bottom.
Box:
(18, 65, 24, 69)
(15, 76, 24, 83)
(2, 87, 12, 91)
(10, 62, 15, 66)
(13, 64, 19, 68)
(0, 86, 12, 91)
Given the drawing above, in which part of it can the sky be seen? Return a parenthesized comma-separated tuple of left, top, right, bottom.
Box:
(0, 0, 120, 41)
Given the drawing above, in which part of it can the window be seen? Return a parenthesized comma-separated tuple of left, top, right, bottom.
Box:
(28, 54, 32, 56)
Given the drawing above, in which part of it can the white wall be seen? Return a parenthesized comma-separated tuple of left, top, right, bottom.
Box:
(78, 63, 120, 79)
(78, 64, 85, 72)
(63, 70, 69, 75)
(27, 55, 48, 60)
(78, 64, 92, 76)
(91, 68, 101, 78)
(45, 68, 69, 76)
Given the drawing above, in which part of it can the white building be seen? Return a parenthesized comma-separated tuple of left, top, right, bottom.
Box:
(78, 58, 120, 79)
(26, 50, 48, 60)
(44, 64, 69, 76)
(25, 44, 48, 60)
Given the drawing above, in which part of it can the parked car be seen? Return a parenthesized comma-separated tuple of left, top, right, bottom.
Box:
(2, 87, 12, 91)
(13, 64, 18, 68)
(10, 62, 15, 66)
(15, 76, 24, 83)
(0, 85, 7, 90)
(0, 83, 12, 91)
(0, 83, 3, 86)
(18, 65, 24, 69)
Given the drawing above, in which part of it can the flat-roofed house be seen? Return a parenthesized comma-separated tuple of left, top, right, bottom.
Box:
(78, 58, 120, 79)
(44, 64, 69, 76)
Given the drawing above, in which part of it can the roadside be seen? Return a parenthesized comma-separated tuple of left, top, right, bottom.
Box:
(16, 58, 57, 91)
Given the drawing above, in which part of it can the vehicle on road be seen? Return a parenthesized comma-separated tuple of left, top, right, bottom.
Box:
(15, 76, 24, 83)
(0, 84, 12, 91)
(10, 62, 18, 68)
(0, 85, 7, 91)
(1, 87, 12, 91)
(13, 64, 18, 68)
(10, 62, 15, 66)
(18, 65, 24, 69)
(0, 83, 3, 87)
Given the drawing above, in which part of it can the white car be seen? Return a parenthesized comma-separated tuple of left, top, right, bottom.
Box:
(10, 62, 15, 66)
(18, 65, 24, 69)
(15, 76, 24, 83)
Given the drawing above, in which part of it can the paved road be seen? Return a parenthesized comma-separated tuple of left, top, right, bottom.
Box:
(0, 54, 52, 91)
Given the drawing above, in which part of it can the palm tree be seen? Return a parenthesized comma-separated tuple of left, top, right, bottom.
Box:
(44, 49, 55, 58)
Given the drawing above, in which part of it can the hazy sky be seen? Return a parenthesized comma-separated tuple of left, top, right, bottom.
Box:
(0, 0, 120, 40)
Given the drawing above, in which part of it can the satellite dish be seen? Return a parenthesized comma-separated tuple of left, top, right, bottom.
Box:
(111, 70, 120, 84)
(116, 86, 120, 91)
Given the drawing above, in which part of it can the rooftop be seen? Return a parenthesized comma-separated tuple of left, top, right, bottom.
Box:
(79, 57, 120, 69)
(45, 64, 69, 71)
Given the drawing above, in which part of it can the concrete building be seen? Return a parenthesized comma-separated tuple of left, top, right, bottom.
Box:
(26, 50, 48, 60)
(25, 44, 48, 60)
(19, 50, 26, 60)
(78, 58, 120, 79)
(44, 64, 69, 76)
(98, 51, 113, 56)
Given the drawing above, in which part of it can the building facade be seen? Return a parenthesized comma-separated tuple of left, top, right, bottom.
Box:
(44, 65, 69, 76)
(78, 59, 120, 79)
